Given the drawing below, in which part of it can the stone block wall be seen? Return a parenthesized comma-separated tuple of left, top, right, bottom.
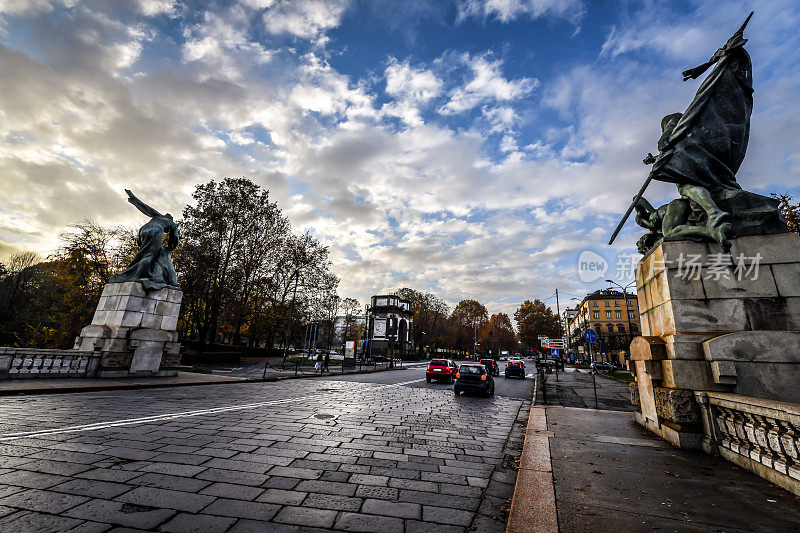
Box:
(75, 282, 182, 378)
(635, 233, 800, 400)
(631, 232, 800, 448)
(0, 348, 99, 378)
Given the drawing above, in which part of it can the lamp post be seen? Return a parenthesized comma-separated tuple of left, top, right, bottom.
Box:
(606, 279, 636, 363)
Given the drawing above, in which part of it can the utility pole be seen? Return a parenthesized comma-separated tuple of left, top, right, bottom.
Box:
(276, 270, 300, 374)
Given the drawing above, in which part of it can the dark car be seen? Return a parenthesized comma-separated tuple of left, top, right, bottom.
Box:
(480, 358, 500, 376)
(505, 359, 526, 379)
(454, 364, 495, 397)
(591, 361, 616, 373)
(426, 359, 458, 383)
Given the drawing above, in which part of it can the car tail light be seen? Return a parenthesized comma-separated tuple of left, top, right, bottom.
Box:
(427, 365, 433, 372)
(455, 372, 460, 379)
(481, 374, 487, 381)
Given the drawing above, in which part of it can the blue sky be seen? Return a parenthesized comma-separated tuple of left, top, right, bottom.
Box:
(1, 0, 798, 316)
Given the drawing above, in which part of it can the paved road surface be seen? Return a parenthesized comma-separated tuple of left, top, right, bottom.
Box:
(328, 360, 535, 401)
(0, 365, 531, 532)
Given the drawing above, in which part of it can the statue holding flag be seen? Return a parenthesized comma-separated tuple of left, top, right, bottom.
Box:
(610, 13, 789, 254)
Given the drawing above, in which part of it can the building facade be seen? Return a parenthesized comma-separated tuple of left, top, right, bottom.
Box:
(368, 294, 414, 359)
(567, 289, 640, 365)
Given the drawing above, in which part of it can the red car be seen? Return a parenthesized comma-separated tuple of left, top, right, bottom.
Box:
(426, 359, 458, 383)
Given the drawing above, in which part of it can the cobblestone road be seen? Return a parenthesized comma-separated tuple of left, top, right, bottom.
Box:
(0, 377, 529, 532)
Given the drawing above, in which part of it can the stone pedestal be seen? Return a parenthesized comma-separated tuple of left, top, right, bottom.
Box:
(74, 282, 182, 378)
(630, 232, 800, 448)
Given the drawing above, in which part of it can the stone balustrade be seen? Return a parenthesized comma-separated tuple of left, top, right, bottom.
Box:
(0, 348, 100, 378)
(696, 391, 800, 496)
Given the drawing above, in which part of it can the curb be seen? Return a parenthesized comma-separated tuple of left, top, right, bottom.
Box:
(506, 406, 558, 533)
(0, 365, 405, 397)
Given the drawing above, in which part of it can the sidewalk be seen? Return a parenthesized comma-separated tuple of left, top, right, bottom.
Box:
(509, 405, 800, 532)
(0, 371, 248, 396)
(538, 367, 634, 411)
(0, 363, 402, 396)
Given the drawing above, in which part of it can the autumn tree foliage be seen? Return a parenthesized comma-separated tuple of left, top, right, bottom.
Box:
(514, 299, 560, 350)
(396, 287, 449, 358)
(772, 193, 800, 235)
(479, 313, 518, 355)
(0, 178, 339, 351)
(448, 299, 488, 354)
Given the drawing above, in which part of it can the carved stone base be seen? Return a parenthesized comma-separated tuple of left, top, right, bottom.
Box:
(631, 233, 800, 448)
(74, 282, 182, 377)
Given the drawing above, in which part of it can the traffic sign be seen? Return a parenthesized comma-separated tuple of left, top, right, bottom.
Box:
(551, 348, 560, 357)
(584, 328, 597, 343)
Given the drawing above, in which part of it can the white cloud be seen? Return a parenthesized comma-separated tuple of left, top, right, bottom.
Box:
(136, 0, 174, 17)
(384, 59, 442, 104)
(439, 53, 537, 114)
(457, 0, 585, 24)
(380, 59, 442, 126)
(263, 0, 349, 42)
(0, 0, 798, 319)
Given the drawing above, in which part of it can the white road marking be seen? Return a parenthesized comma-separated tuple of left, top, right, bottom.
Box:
(0, 378, 426, 442)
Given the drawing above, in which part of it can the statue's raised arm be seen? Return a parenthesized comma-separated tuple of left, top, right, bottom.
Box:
(125, 189, 162, 219)
(110, 189, 179, 290)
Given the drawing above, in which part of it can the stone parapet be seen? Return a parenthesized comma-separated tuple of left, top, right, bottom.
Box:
(696, 391, 800, 496)
(0, 348, 100, 378)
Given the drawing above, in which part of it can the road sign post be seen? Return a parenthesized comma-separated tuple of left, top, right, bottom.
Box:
(584, 329, 599, 409)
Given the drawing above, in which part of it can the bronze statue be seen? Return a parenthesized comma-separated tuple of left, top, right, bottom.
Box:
(110, 189, 179, 290)
(610, 13, 789, 254)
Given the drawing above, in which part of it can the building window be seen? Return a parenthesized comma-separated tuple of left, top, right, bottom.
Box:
(614, 300, 619, 306)
(593, 301, 598, 307)
(605, 311, 611, 319)
(604, 301, 609, 306)
(619, 325, 626, 333)
(593, 311, 599, 319)
(629, 311, 636, 319)
(627, 299, 634, 307)
(615, 311, 621, 319)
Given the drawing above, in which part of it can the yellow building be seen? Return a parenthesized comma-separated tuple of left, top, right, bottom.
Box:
(568, 289, 640, 365)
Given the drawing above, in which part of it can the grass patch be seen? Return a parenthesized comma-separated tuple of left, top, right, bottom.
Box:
(600, 371, 635, 383)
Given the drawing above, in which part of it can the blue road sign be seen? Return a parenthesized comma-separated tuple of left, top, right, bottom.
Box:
(584, 328, 597, 343)
(550, 348, 560, 357)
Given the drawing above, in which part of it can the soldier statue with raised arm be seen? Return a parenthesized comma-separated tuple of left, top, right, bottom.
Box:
(110, 189, 179, 290)
(610, 12, 789, 254)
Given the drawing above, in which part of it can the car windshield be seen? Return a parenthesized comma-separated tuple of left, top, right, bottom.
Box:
(460, 365, 483, 375)
(480, 360, 493, 365)
(430, 360, 448, 366)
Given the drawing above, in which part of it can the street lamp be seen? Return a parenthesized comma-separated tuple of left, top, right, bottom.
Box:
(606, 279, 636, 363)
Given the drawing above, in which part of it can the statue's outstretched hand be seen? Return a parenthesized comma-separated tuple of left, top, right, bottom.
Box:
(643, 153, 656, 165)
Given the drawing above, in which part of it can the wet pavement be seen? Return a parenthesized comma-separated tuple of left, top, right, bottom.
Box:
(0, 367, 531, 532)
(539, 368, 634, 411)
(547, 407, 800, 533)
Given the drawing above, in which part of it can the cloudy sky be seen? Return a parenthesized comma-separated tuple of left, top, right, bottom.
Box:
(1, 0, 798, 316)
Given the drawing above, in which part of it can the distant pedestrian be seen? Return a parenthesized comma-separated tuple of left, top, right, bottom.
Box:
(315, 352, 323, 373)
(324, 352, 330, 372)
